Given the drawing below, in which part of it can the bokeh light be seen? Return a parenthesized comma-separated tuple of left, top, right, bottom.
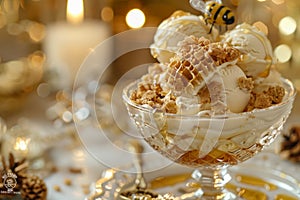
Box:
(28, 51, 45, 69)
(126, 8, 146, 29)
(27, 22, 45, 42)
(7, 23, 22, 35)
(253, 21, 268, 35)
(67, 0, 84, 24)
(274, 44, 292, 63)
(279, 16, 297, 35)
(101, 6, 114, 22)
(272, 0, 285, 5)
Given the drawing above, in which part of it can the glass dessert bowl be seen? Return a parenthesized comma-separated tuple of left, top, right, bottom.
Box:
(122, 78, 296, 200)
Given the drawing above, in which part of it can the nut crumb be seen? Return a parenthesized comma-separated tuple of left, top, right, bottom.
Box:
(64, 178, 72, 186)
(245, 85, 285, 111)
(53, 185, 61, 192)
(69, 167, 82, 174)
(178, 36, 240, 66)
(238, 77, 254, 91)
(130, 82, 177, 113)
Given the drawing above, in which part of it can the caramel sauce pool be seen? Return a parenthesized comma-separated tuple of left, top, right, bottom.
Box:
(149, 173, 298, 200)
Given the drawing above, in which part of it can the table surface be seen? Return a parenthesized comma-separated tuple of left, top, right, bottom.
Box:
(5, 92, 300, 200)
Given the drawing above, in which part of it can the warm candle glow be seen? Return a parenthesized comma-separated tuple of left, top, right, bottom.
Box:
(67, 0, 84, 24)
(126, 9, 146, 29)
(14, 137, 31, 152)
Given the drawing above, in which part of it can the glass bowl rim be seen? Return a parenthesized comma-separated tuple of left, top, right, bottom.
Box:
(122, 78, 296, 120)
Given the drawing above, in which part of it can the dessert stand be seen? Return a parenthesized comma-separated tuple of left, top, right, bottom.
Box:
(120, 78, 297, 199)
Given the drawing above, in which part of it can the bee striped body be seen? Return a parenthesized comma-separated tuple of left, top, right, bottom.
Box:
(190, 0, 235, 33)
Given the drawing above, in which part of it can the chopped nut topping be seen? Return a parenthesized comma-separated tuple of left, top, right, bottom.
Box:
(168, 58, 204, 88)
(130, 83, 177, 113)
(238, 77, 254, 91)
(178, 36, 240, 66)
(245, 85, 285, 111)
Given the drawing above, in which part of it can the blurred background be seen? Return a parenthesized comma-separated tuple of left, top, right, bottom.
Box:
(0, 0, 299, 82)
(0, 0, 299, 89)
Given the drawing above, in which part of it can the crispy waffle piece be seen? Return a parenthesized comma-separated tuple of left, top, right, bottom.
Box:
(166, 57, 204, 96)
(166, 36, 240, 113)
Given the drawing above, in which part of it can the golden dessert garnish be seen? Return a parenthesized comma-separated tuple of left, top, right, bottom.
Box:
(178, 36, 240, 66)
(245, 85, 285, 111)
(208, 42, 240, 66)
(280, 126, 300, 162)
(130, 82, 177, 114)
(176, 36, 216, 84)
(238, 77, 254, 92)
(167, 58, 204, 94)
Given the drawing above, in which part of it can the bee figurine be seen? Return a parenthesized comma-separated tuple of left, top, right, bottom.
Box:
(189, 0, 235, 33)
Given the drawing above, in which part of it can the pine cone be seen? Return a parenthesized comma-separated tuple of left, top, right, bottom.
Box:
(1, 153, 28, 190)
(21, 175, 47, 200)
(279, 126, 300, 162)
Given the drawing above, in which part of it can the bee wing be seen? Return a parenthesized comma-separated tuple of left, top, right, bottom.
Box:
(189, 0, 209, 15)
(212, 0, 222, 4)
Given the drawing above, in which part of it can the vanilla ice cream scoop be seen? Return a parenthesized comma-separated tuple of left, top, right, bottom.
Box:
(222, 23, 275, 78)
(150, 10, 218, 63)
(218, 64, 252, 113)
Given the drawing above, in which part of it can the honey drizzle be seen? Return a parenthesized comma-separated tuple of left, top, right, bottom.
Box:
(275, 194, 298, 200)
(227, 183, 267, 200)
(235, 174, 277, 191)
(148, 173, 298, 200)
(149, 173, 190, 190)
(241, 28, 273, 78)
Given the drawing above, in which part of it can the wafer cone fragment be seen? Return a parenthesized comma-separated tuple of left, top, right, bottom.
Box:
(167, 58, 204, 96)
(166, 36, 228, 113)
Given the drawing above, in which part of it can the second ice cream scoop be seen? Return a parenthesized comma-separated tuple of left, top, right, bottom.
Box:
(223, 23, 274, 78)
